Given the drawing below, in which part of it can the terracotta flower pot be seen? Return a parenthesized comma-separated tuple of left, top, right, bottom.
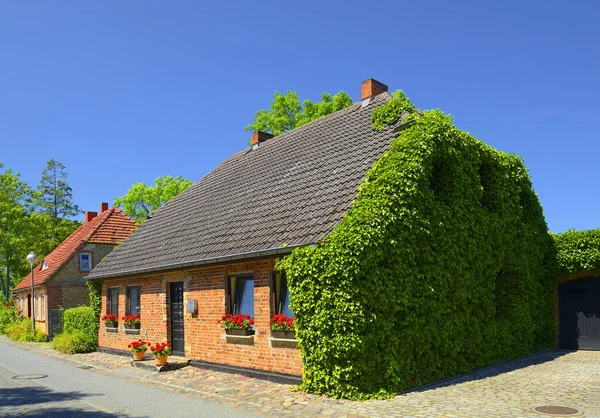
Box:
(155, 355, 168, 366)
(132, 351, 146, 361)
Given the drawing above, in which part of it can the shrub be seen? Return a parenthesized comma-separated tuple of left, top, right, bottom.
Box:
(279, 98, 556, 399)
(0, 298, 23, 334)
(5, 318, 46, 342)
(61, 306, 98, 351)
(64, 307, 97, 340)
(51, 330, 96, 354)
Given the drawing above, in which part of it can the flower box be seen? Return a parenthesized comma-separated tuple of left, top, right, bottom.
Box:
(124, 323, 140, 330)
(225, 328, 255, 336)
(105, 322, 118, 329)
(271, 330, 295, 339)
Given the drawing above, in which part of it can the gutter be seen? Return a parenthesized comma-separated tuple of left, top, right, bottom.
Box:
(86, 244, 305, 280)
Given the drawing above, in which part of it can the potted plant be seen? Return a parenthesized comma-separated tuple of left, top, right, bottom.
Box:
(219, 314, 255, 336)
(122, 314, 141, 330)
(101, 314, 118, 329)
(270, 313, 295, 339)
(128, 339, 148, 361)
(149, 342, 172, 366)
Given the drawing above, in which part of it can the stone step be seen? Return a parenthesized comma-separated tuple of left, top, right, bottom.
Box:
(131, 355, 190, 372)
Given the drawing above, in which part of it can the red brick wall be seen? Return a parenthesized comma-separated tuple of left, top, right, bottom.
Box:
(98, 257, 302, 376)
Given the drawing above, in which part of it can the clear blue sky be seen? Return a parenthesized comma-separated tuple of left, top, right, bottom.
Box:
(0, 1, 598, 233)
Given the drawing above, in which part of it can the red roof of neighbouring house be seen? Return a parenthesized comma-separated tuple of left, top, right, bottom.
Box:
(13, 208, 136, 291)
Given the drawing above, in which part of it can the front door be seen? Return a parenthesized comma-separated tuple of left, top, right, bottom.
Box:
(169, 282, 185, 355)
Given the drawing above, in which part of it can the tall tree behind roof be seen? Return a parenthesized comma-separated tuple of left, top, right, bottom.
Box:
(246, 90, 353, 137)
(114, 175, 194, 223)
(36, 159, 81, 257)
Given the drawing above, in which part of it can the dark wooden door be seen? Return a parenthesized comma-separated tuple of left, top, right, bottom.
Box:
(559, 277, 600, 350)
(169, 282, 185, 355)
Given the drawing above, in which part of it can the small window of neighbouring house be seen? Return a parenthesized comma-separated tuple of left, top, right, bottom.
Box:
(41, 260, 48, 270)
(126, 286, 141, 316)
(107, 287, 119, 315)
(41, 294, 45, 320)
(80, 253, 91, 271)
(226, 275, 254, 317)
(271, 271, 293, 317)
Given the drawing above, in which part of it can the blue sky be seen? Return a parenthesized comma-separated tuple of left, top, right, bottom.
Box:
(0, 1, 598, 233)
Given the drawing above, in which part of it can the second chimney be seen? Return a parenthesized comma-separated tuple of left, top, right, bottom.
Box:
(361, 78, 388, 102)
(251, 131, 274, 147)
(100, 202, 109, 213)
(85, 211, 98, 223)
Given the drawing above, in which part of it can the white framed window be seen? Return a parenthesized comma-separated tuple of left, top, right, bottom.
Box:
(41, 260, 48, 270)
(79, 253, 91, 271)
(41, 294, 45, 320)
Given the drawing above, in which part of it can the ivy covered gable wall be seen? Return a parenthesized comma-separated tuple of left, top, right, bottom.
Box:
(279, 93, 556, 399)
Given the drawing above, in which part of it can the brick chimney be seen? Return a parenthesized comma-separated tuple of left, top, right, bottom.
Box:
(250, 131, 274, 147)
(100, 202, 109, 213)
(361, 78, 388, 101)
(85, 211, 98, 223)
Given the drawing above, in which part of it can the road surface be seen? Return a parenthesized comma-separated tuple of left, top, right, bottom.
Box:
(0, 338, 259, 417)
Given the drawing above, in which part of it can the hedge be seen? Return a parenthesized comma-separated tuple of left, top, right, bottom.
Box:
(279, 93, 556, 399)
(62, 306, 98, 351)
(552, 228, 600, 277)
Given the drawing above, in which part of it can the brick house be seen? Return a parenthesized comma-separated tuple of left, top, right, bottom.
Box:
(13, 203, 136, 336)
(87, 79, 399, 378)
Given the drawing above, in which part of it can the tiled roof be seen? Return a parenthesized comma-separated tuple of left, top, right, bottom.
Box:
(13, 208, 136, 290)
(87, 93, 399, 279)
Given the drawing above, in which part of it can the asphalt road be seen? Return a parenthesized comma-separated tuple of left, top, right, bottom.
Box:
(0, 339, 259, 418)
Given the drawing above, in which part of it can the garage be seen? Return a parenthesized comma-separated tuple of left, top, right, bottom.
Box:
(559, 277, 600, 350)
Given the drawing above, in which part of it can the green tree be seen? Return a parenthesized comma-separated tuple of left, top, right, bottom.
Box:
(36, 159, 81, 256)
(0, 163, 35, 298)
(114, 175, 194, 222)
(246, 90, 353, 136)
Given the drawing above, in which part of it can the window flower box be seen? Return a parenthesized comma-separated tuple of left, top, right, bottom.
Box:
(270, 314, 295, 339)
(225, 328, 256, 336)
(271, 330, 295, 339)
(123, 314, 141, 330)
(102, 314, 118, 329)
(219, 314, 255, 336)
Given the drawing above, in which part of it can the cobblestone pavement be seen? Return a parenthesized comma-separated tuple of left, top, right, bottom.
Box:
(6, 338, 600, 417)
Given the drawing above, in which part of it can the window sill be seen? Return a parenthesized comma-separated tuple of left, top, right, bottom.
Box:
(224, 334, 254, 345)
(269, 337, 299, 348)
(124, 329, 140, 335)
(106, 328, 119, 333)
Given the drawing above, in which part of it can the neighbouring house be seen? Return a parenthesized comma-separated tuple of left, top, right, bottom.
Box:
(13, 203, 136, 337)
(87, 78, 554, 393)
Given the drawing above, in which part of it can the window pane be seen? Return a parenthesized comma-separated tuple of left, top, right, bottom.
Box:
(110, 288, 119, 315)
(235, 278, 254, 318)
(281, 286, 293, 317)
(80, 254, 91, 271)
(127, 286, 140, 315)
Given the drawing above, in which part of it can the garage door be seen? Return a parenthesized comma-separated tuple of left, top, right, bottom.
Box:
(559, 277, 600, 350)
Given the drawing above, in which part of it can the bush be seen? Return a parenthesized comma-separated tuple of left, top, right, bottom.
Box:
(56, 306, 98, 353)
(5, 318, 46, 342)
(51, 330, 97, 354)
(279, 98, 556, 399)
(0, 299, 23, 334)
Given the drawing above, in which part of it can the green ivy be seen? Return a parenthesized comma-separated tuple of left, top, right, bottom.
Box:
(553, 228, 600, 276)
(278, 95, 556, 399)
(87, 280, 101, 334)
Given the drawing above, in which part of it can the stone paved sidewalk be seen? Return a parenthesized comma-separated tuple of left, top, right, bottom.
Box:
(6, 338, 600, 417)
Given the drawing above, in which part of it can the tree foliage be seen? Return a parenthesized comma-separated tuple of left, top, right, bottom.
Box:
(0, 161, 81, 296)
(114, 175, 194, 222)
(278, 94, 556, 399)
(246, 90, 353, 136)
